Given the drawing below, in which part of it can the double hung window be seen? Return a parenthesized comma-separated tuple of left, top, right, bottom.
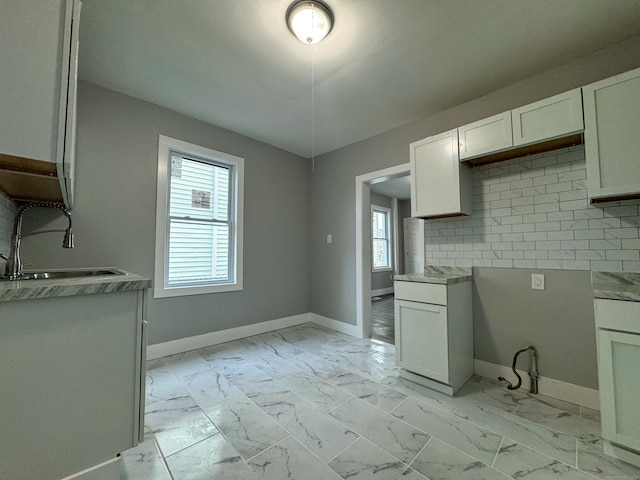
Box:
(155, 135, 244, 298)
(372, 206, 392, 271)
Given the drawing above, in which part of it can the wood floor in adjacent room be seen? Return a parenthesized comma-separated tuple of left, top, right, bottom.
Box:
(371, 293, 394, 345)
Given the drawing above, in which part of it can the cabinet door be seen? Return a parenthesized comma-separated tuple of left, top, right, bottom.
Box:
(584, 68, 640, 202)
(410, 129, 470, 218)
(512, 88, 583, 147)
(58, 0, 81, 209)
(395, 299, 449, 384)
(458, 112, 513, 160)
(0, 0, 66, 163)
(598, 329, 640, 451)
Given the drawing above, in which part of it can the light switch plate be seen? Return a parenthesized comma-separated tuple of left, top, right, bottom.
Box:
(326, 234, 332, 244)
(531, 273, 545, 290)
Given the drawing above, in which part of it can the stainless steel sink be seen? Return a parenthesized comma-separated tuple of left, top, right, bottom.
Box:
(5, 268, 126, 281)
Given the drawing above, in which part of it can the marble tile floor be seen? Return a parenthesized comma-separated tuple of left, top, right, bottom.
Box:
(122, 322, 640, 480)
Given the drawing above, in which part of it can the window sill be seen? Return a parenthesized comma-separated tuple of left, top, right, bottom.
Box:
(154, 281, 243, 299)
(372, 267, 393, 273)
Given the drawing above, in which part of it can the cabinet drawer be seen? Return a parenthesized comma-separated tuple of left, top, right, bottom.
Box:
(395, 281, 447, 305)
(595, 299, 640, 333)
(512, 88, 583, 147)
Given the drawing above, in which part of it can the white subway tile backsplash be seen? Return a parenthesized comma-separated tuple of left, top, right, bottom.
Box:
(622, 216, 640, 226)
(606, 250, 640, 261)
(574, 208, 603, 220)
(535, 221, 561, 232)
(603, 206, 638, 217)
(577, 250, 606, 260)
(591, 260, 623, 271)
(534, 203, 559, 214)
(548, 231, 575, 241)
(537, 260, 562, 269)
(514, 259, 537, 268)
(622, 239, 640, 249)
(590, 239, 622, 250)
(424, 146, 640, 272)
(560, 199, 588, 211)
(624, 261, 640, 271)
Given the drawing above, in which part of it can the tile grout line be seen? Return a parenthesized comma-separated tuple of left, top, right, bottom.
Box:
(244, 434, 292, 463)
(490, 437, 505, 468)
(151, 432, 177, 480)
(439, 399, 584, 471)
(406, 435, 433, 467)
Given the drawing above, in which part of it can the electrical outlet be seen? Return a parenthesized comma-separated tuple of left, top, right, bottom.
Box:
(531, 273, 545, 290)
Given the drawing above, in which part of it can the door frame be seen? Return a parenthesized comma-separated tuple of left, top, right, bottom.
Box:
(355, 163, 411, 339)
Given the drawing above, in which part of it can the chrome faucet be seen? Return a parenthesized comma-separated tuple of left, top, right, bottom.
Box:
(1, 201, 74, 280)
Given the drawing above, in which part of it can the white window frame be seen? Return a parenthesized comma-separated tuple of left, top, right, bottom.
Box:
(154, 135, 244, 298)
(371, 205, 392, 272)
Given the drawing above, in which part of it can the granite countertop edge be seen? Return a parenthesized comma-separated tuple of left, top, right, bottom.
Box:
(395, 266, 473, 285)
(592, 271, 640, 302)
(0, 270, 151, 302)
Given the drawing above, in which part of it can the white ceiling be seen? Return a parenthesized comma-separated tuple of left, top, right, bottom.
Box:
(78, 0, 640, 158)
(370, 175, 411, 200)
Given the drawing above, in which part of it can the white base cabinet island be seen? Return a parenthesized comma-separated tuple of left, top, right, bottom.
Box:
(0, 271, 150, 480)
(394, 267, 473, 395)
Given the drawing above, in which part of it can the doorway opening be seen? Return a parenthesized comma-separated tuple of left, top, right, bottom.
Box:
(355, 163, 413, 342)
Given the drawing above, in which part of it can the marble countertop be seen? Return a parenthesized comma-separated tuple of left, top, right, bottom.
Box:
(0, 268, 151, 302)
(394, 266, 472, 285)
(592, 271, 640, 302)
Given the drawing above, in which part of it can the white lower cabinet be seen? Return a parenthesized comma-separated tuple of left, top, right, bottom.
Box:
(595, 298, 640, 467)
(394, 280, 473, 395)
(0, 289, 148, 480)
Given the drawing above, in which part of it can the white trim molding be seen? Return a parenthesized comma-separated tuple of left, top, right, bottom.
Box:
(355, 163, 411, 339)
(62, 457, 122, 480)
(154, 135, 245, 299)
(148, 313, 310, 359)
(474, 359, 600, 411)
(310, 313, 361, 338)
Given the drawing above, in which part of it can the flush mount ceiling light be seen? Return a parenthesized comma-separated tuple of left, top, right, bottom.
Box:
(286, 0, 334, 44)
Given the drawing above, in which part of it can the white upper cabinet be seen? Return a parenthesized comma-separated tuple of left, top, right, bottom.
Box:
(458, 112, 513, 160)
(584, 67, 640, 203)
(410, 129, 471, 218)
(0, 0, 80, 208)
(512, 88, 583, 147)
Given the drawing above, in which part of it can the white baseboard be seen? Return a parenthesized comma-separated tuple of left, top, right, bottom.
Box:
(147, 313, 311, 360)
(474, 359, 600, 411)
(62, 457, 121, 480)
(310, 313, 361, 338)
(371, 287, 394, 297)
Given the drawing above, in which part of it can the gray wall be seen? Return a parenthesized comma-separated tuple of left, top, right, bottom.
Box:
(22, 82, 311, 345)
(0, 193, 15, 255)
(309, 35, 640, 388)
(370, 192, 393, 292)
(473, 268, 597, 388)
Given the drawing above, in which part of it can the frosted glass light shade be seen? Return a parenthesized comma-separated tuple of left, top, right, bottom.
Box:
(287, 1, 333, 44)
